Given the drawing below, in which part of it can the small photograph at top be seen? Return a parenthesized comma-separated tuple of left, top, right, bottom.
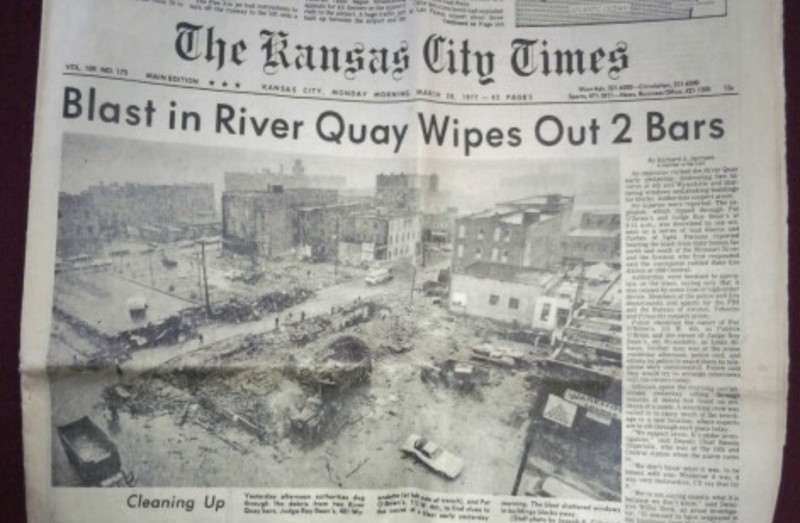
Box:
(515, 0, 727, 27)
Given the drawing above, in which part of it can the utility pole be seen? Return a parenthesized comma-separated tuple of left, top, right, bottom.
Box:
(334, 215, 340, 279)
(200, 240, 211, 316)
(511, 430, 534, 496)
(409, 264, 416, 302)
(147, 250, 154, 287)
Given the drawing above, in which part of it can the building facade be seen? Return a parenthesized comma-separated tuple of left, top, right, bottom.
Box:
(57, 192, 103, 257)
(56, 183, 217, 256)
(222, 186, 337, 258)
(452, 194, 574, 273)
(450, 262, 561, 326)
(562, 211, 621, 266)
(338, 211, 421, 265)
(225, 160, 346, 192)
(296, 202, 370, 262)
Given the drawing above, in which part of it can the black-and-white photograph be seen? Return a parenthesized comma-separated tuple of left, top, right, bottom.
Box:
(49, 133, 622, 500)
(515, 0, 726, 27)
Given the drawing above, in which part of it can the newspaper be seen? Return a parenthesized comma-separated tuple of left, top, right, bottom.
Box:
(21, 1, 787, 522)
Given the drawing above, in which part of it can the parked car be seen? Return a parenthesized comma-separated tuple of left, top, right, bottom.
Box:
(470, 348, 517, 368)
(400, 434, 464, 479)
(365, 267, 393, 285)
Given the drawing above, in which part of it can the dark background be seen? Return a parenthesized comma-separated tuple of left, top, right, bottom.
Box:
(0, 3, 796, 522)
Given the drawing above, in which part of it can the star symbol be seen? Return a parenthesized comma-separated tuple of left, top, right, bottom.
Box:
(235, 82, 241, 88)
(209, 80, 215, 86)
(222, 81, 228, 87)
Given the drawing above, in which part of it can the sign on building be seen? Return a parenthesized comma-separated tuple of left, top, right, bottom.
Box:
(542, 394, 578, 428)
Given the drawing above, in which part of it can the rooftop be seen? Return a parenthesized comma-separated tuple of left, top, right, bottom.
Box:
(462, 261, 561, 287)
(296, 202, 366, 212)
(567, 228, 620, 238)
(460, 194, 573, 221)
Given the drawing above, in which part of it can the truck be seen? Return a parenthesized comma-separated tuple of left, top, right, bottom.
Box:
(57, 416, 135, 487)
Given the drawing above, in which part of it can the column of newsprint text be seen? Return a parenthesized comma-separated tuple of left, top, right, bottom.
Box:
(624, 155, 740, 522)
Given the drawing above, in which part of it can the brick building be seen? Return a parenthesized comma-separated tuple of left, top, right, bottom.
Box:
(452, 194, 574, 273)
(338, 211, 421, 265)
(225, 159, 345, 192)
(375, 173, 437, 212)
(222, 186, 337, 258)
(86, 182, 216, 236)
(56, 182, 217, 256)
(562, 211, 621, 266)
(296, 202, 370, 261)
(57, 192, 103, 257)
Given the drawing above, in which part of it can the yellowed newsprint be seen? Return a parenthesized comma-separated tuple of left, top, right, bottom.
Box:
(22, 1, 786, 522)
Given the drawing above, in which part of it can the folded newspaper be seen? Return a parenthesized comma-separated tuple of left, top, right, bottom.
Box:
(21, 1, 787, 522)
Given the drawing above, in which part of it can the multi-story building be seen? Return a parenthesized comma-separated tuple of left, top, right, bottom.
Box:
(57, 192, 103, 257)
(86, 182, 216, 236)
(452, 194, 575, 273)
(296, 202, 370, 262)
(222, 186, 337, 258)
(375, 173, 436, 212)
(375, 173, 454, 240)
(338, 211, 421, 265)
(562, 211, 621, 266)
(225, 159, 345, 192)
(422, 206, 458, 243)
(56, 183, 217, 256)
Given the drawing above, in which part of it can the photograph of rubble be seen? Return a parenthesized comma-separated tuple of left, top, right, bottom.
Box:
(515, 0, 726, 27)
(49, 133, 622, 500)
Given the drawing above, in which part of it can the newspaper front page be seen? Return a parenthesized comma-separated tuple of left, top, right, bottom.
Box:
(21, 1, 787, 522)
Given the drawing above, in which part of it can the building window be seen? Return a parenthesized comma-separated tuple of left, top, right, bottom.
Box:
(556, 308, 570, 327)
(501, 250, 509, 263)
(540, 303, 551, 322)
(458, 224, 465, 238)
(491, 248, 499, 262)
(475, 248, 482, 260)
(478, 228, 484, 240)
(493, 227, 501, 241)
(457, 244, 464, 257)
(504, 229, 511, 242)
(509, 298, 520, 310)
(489, 294, 499, 306)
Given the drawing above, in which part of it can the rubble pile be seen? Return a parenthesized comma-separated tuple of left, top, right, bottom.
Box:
(208, 287, 315, 324)
(117, 315, 198, 351)
(253, 287, 315, 313)
(294, 336, 373, 391)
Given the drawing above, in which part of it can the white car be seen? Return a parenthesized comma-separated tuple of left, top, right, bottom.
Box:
(365, 267, 393, 285)
(400, 434, 464, 479)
